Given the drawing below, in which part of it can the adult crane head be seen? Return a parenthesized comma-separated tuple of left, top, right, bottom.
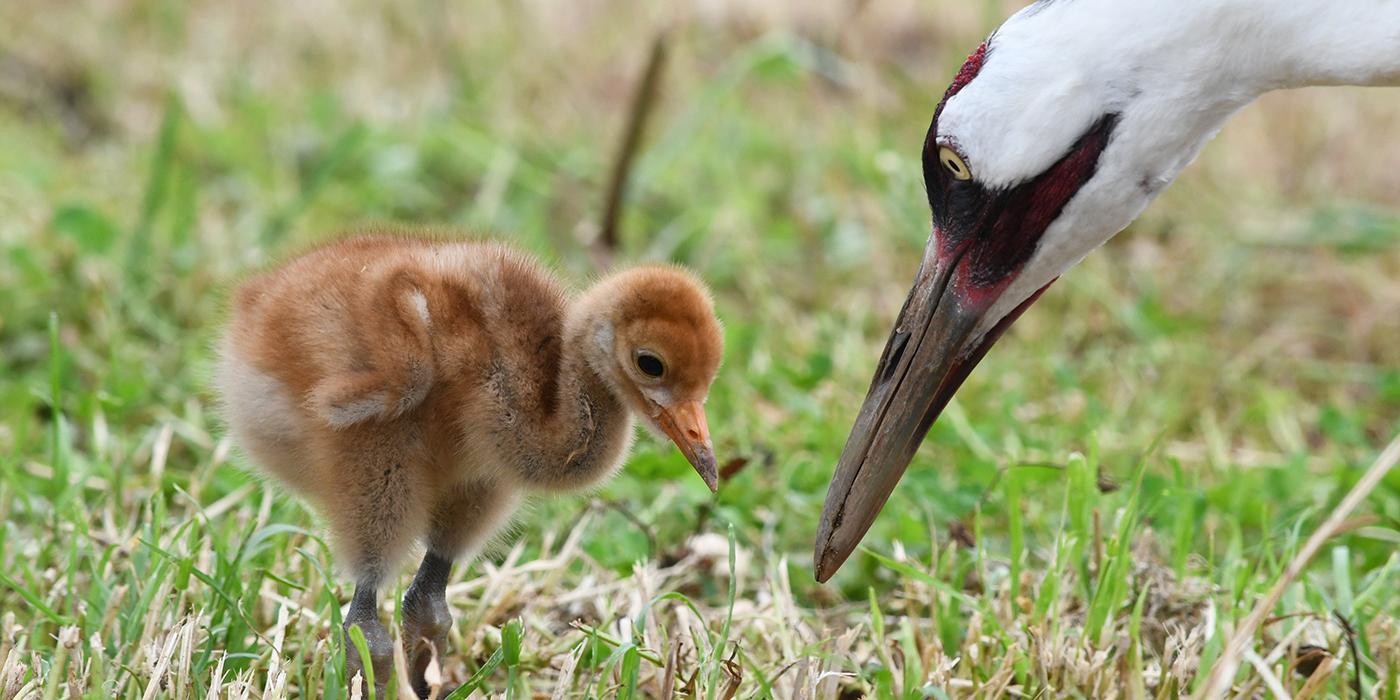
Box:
(814, 0, 1400, 582)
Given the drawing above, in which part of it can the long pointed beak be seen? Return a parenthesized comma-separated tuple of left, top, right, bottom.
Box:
(657, 400, 719, 492)
(813, 240, 1051, 582)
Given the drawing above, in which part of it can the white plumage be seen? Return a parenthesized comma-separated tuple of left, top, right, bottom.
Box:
(945, 0, 1400, 341)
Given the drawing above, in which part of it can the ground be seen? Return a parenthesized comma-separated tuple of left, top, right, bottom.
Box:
(1, 1, 1399, 698)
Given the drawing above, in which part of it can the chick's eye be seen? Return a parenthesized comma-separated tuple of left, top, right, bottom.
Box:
(635, 352, 665, 378)
(938, 146, 972, 181)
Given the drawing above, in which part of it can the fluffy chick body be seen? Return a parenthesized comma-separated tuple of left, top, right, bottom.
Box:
(217, 234, 722, 580)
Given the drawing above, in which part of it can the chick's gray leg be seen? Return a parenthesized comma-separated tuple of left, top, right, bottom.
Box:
(402, 551, 453, 699)
(344, 578, 393, 696)
(320, 435, 429, 695)
(401, 480, 519, 698)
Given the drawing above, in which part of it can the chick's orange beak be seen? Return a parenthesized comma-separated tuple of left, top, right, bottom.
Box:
(656, 400, 718, 492)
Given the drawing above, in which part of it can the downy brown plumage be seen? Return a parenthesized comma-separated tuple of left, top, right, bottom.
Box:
(216, 232, 723, 696)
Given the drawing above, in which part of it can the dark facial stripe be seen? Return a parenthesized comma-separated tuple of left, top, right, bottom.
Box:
(966, 113, 1121, 292)
(924, 113, 1121, 302)
(921, 42, 990, 261)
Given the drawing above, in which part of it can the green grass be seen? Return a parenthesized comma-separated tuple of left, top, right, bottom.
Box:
(2, 1, 1399, 698)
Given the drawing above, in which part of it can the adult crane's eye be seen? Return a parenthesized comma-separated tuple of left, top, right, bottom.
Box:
(938, 146, 972, 180)
(635, 351, 665, 378)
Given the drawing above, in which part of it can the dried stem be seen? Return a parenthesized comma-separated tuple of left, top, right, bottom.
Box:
(594, 29, 669, 268)
(1196, 430, 1400, 698)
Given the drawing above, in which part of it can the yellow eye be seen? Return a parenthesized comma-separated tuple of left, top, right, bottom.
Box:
(938, 146, 972, 181)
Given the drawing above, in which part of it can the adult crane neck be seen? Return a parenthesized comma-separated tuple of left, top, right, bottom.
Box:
(1241, 0, 1400, 90)
(999, 0, 1400, 95)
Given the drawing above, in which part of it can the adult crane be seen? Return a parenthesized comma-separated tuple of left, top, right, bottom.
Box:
(815, 0, 1400, 582)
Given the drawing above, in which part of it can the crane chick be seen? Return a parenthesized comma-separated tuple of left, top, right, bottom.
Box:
(215, 233, 723, 696)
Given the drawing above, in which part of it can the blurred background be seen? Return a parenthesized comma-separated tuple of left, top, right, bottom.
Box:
(2, 0, 1398, 696)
